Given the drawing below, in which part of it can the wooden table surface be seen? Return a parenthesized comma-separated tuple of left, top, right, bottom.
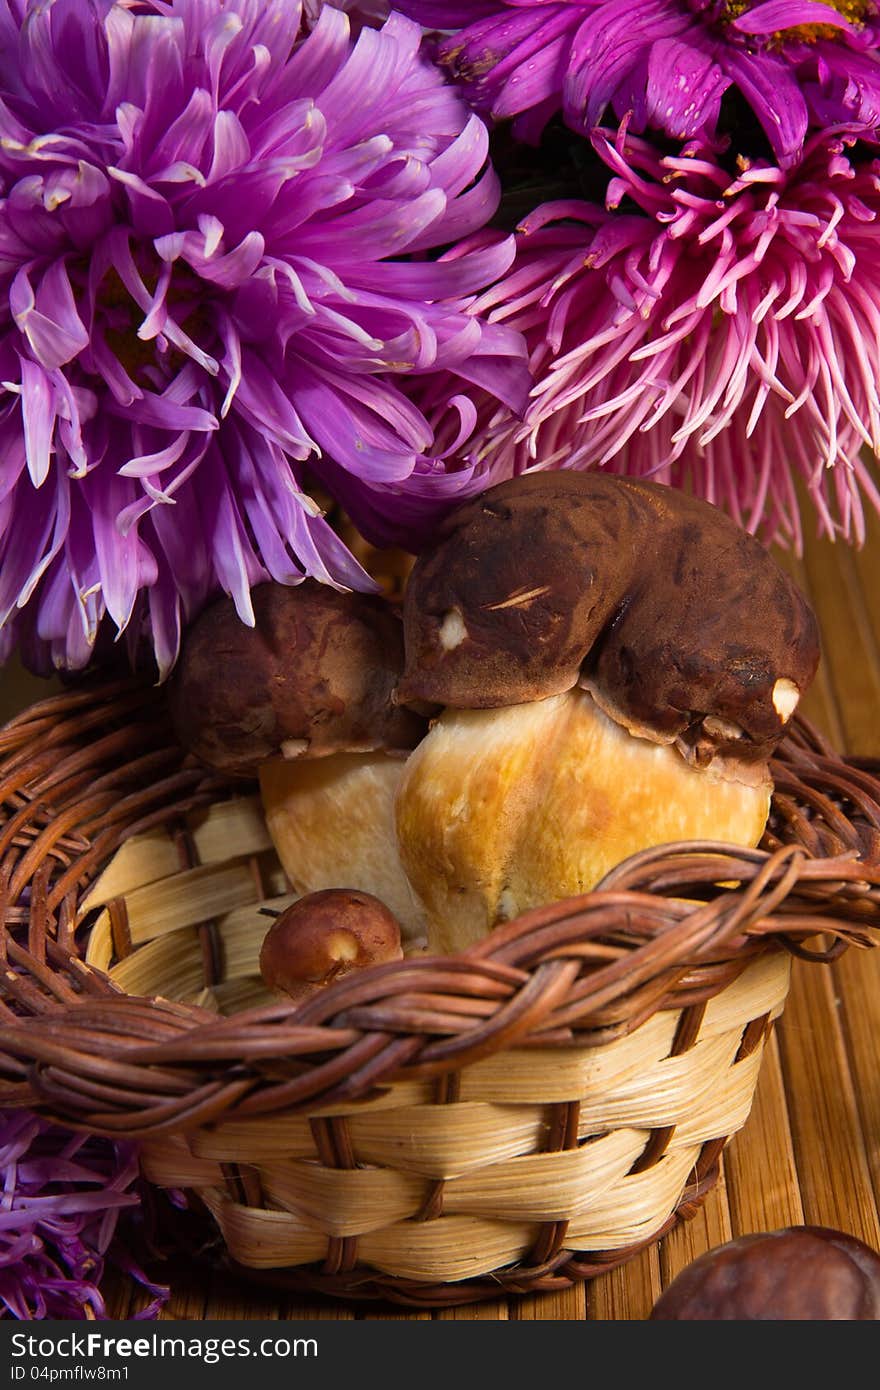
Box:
(3, 507, 880, 1323)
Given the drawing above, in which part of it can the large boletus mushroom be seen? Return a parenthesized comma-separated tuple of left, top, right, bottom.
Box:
(394, 473, 820, 955)
(169, 580, 429, 943)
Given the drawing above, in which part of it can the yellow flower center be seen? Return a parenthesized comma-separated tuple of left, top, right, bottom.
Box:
(724, 0, 874, 43)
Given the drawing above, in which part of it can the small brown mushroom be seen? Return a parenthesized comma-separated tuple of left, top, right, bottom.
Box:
(392, 474, 820, 954)
(259, 889, 403, 998)
(650, 1227, 880, 1320)
(169, 581, 429, 943)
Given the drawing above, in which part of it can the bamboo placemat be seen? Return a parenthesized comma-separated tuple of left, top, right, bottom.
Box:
(3, 510, 880, 1323)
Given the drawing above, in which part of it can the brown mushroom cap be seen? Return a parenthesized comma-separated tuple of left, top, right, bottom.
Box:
(169, 580, 427, 776)
(259, 888, 403, 996)
(650, 1227, 880, 1320)
(396, 473, 820, 766)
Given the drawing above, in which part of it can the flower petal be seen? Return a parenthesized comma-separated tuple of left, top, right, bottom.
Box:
(734, 2, 857, 36)
(19, 357, 56, 487)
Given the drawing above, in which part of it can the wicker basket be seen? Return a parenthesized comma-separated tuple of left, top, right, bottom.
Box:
(1, 677, 879, 1308)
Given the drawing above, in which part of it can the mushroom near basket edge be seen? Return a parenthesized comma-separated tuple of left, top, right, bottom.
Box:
(392, 472, 821, 956)
(259, 888, 404, 1003)
(167, 579, 430, 946)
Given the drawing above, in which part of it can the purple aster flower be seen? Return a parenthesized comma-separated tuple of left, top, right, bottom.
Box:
(0, 0, 528, 679)
(466, 126, 880, 549)
(0, 1109, 167, 1319)
(397, 1, 880, 163)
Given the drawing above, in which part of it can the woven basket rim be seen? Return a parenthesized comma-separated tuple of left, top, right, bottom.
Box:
(1, 675, 879, 1141)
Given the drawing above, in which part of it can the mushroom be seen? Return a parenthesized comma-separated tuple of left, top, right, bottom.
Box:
(393, 473, 820, 955)
(650, 1227, 880, 1320)
(169, 580, 430, 944)
(259, 888, 403, 1000)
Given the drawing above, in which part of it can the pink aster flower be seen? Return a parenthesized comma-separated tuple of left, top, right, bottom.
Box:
(0, 0, 528, 678)
(467, 126, 880, 549)
(397, 1, 880, 163)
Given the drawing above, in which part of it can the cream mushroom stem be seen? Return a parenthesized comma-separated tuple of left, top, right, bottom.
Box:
(394, 687, 773, 958)
(259, 749, 428, 947)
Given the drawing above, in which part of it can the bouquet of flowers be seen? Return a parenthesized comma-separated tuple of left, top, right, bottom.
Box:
(2, 0, 880, 1318)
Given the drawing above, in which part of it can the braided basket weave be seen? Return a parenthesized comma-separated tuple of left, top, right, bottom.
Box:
(1, 676, 879, 1307)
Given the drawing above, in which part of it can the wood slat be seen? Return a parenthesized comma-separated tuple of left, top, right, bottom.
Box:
(832, 947, 880, 1213)
(512, 1283, 586, 1321)
(774, 525, 880, 1254)
(281, 1298, 355, 1321)
(586, 1247, 659, 1321)
(722, 1033, 805, 1234)
(199, 1271, 283, 1322)
(798, 536, 880, 756)
(775, 964, 880, 1248)
(435, 1299, 509, 1320)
